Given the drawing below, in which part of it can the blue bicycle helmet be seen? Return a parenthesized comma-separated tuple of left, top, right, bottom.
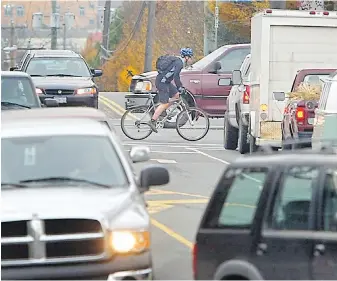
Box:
(180, 47, 193, 58)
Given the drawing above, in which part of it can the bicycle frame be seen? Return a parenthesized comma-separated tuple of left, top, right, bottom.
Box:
(134, 93, 188, 129)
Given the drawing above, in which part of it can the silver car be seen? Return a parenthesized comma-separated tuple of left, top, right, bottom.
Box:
(1, 117, 169, 280)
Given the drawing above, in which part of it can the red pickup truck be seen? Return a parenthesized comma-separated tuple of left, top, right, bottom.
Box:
(125, 44, 250, 127)
(281, 68, 336, 149)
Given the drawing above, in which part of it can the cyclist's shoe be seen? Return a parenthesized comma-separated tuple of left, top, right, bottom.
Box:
(148, 119, 158, 133)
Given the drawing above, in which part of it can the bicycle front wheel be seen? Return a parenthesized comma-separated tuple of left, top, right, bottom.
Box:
(121, 106, 153, 140)
(175, 107, 210, 141)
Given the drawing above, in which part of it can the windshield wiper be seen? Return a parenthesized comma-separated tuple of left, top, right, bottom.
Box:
(45, 74, 82, 77)
(2, 182, 29, 188)
(20, 177, 110, 188)
(1, 101, 31, 108)
(30, 74, 45, 77)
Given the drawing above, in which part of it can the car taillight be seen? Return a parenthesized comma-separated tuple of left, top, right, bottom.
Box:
(296, 107, 305, 123)
(243, 86, 250, 104)
(192, 243, 197, 279)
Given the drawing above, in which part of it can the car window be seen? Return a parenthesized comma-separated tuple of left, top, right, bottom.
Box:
(322, 168, 337, 232)
(25, 57, 91, 77)
(318, 82, 330, 110)
(303, 74, 330, 87)
(268, 166, 319, 231)
(324, 82, 337, 111)
(1, 76, 40, 108)
(191, 46, 229, 70)
(213, 167, 267, 228)
(1, 135, 129, 187)
(218, 48, 251, 73)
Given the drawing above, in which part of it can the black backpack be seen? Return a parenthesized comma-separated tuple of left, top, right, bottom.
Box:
(156, 55, 176, 74)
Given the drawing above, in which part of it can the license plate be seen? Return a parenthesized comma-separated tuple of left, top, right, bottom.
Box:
(54, 97, 67, 104)
(308, 118, 314, 125)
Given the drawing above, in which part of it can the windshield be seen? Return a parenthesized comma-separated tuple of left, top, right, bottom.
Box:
(1, 135, 129, 187)
(25, 57, 91, 77)
(1, 76, 40, 108)
(191, 46, 228, 69)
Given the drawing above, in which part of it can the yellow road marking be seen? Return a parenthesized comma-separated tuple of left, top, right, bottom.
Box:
(99, 95, 138, 121)
(150, 188, 209, 199)
(147, 203, 173, 214)
(151, 218, 193, 249)
(99, 97, 125, 116)
(148, 199, 208, 204)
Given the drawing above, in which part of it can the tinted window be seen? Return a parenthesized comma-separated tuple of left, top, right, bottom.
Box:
(218, 48, 251, 73)
(325, 82, 337, 111)
(26, 57, 91, 77)
(216, 167, 267, 228)
(191, 46, 228, 69)
(322, 169, 337, 232)
(1, 136, 128, 187)
(1, 76, 40, 108)
(268, 166, 319, 230)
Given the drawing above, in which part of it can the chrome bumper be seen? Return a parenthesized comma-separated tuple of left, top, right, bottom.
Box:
(108, 268, 152, 280)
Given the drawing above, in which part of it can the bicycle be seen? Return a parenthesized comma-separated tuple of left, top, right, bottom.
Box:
(121, 90, 210, 141)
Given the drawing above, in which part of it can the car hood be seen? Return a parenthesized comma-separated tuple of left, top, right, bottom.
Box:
(32, 76, 94, 90)
(2, 186, 148, 228)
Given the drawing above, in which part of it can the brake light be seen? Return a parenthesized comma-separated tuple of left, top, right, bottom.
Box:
(266, 9, 272, 13)
(35, 88, 43, 95)
(243, 86, 250, 104)
(192, 243, 197, 279)
(309, 11, 316, 15)
(296, 107, 305, 123)
(323, 11, 329, 15)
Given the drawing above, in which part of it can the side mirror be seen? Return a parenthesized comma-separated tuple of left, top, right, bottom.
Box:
(218, 78, 232, 86)
(130, 146, 150, 163)
(214, 61, 222, 71)
(139, 165, 170, 191)
(273, 91, 286, 101)
(44, 98, 59, 107)
(92, 69, 103, 77)
(232, 70, 242, 85)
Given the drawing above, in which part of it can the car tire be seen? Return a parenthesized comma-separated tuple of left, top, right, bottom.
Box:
(238, 118, 249, 154)
(163, 97, 189, 129)
(224, 112, 238, 150)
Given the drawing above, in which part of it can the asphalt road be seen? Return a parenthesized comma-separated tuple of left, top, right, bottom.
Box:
(99, 92, 241, 280)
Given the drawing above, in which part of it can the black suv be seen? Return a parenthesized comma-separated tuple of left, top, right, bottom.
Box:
(15, 50, 103, 108)
(194, 149, 337, 280)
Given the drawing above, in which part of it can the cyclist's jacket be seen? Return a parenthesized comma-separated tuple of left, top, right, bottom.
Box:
(158, 56, 185, 89)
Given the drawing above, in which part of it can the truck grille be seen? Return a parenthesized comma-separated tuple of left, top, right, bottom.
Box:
(1, 218, 107, 266)
(44, 89, 74, 95)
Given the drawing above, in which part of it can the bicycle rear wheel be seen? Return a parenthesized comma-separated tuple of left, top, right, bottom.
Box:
(175, 107, 210, 141)
(121, 106, 153, 140)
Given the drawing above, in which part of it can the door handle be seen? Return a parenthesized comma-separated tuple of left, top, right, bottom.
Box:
(256, 242, 267, 256)
(314, 244, 325, 256)
(190, 80, 200, 84)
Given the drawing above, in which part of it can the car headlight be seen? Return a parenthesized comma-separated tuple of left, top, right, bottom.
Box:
(110, 231, 150, 254)
(75, 87, 97, 95)
(135, 81, 152, 92)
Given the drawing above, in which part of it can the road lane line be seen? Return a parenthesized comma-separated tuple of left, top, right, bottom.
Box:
(100, 95, 127, 113)
(151, 159, 177, 164)
(148, 199, 208, 204)
(99, 97, 125, 116)
(187, 148, 230, 164)
(151, 218, 193, 249)
(150, 188, 209, 199)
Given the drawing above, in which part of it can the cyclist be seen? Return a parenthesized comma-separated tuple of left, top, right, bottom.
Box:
(147, 47, 194, 132)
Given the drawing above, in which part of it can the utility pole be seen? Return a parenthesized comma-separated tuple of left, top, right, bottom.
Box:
(51, 0, 57, 49)
(102, 0, 112, 60)
(214, 0, 219, 51)
(144, 1, 156, 72)
(9, 20, 15, 68)
(63, 23, 66, 50)
(203, 1, 209, 56)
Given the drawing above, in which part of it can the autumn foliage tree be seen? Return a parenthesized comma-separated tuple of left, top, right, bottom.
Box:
(100, 1, 204, 92)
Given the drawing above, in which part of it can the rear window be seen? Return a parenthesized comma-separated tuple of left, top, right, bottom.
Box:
(303, 74, 330, 87)
(205, 167, 268, 229)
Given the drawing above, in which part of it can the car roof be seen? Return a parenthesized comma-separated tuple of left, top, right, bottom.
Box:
(1, 118, 111, 139)
(1, 107, 108, 121)
(232, 152, 337, 167)
(30, 49, 80, 58)
(1, 71, 31, 78)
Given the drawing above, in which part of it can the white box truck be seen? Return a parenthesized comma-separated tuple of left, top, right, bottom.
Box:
(248, 9, 337, 152)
